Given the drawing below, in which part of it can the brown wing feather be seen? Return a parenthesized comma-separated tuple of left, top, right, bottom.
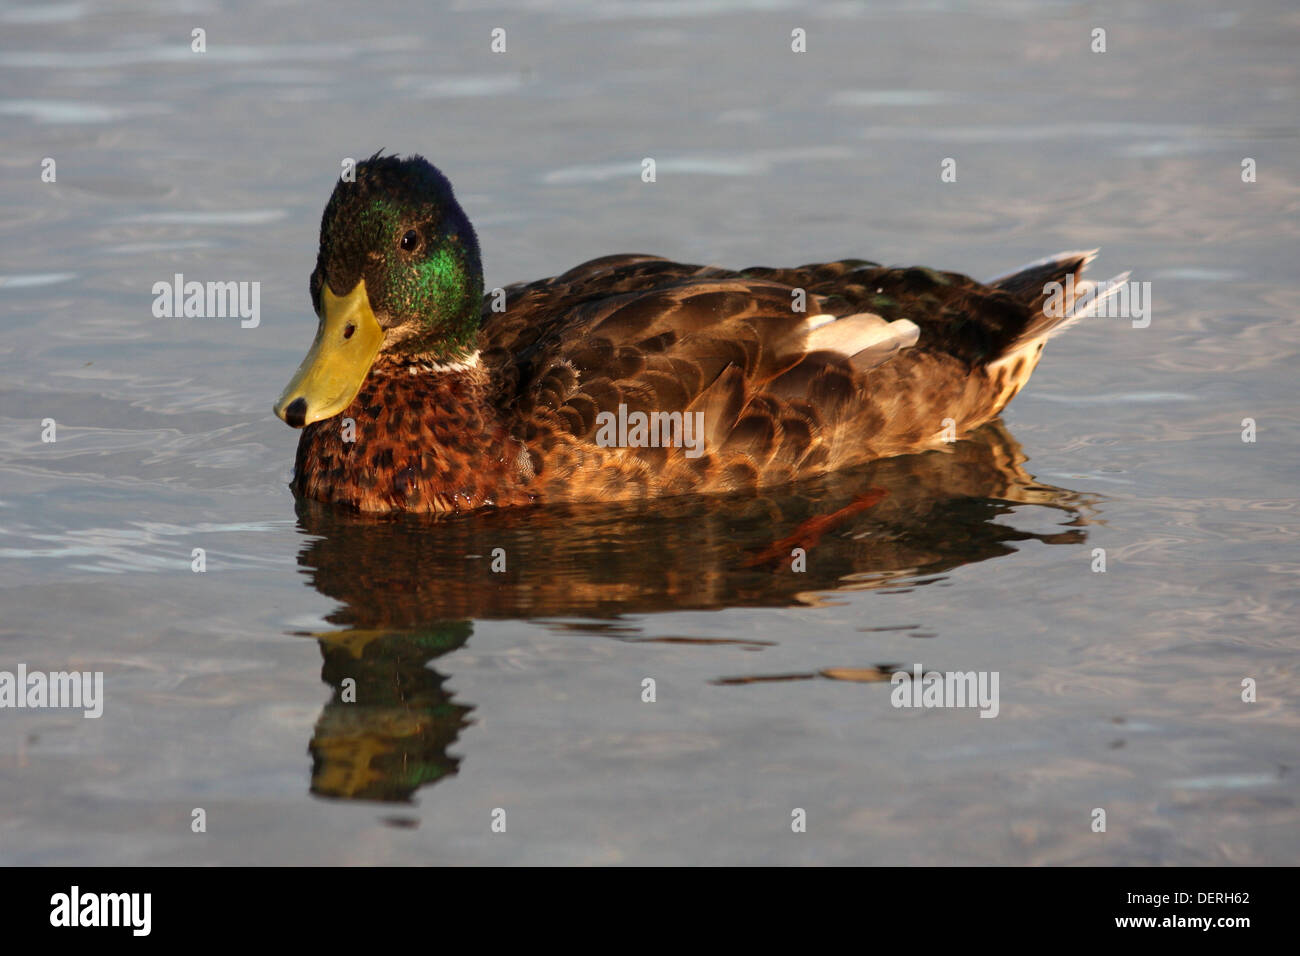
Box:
(477, 255, 1053, 500)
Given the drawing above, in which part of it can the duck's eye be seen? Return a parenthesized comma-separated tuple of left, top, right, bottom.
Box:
(399, 230, 419, 251)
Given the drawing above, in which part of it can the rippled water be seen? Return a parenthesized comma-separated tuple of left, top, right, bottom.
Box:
(1, 0, 1297, 864)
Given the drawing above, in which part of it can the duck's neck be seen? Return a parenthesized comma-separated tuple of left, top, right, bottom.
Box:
(291, 360, 534, 514)
(390, 255, 485, 361)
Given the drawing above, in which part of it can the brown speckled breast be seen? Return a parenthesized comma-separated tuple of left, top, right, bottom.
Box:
(290, 362, 538, 514)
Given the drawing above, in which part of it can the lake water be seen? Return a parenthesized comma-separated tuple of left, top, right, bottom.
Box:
(1, 0, 1297, 864)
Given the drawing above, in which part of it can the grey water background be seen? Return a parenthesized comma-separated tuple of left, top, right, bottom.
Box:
(1, 0, 1297, 864)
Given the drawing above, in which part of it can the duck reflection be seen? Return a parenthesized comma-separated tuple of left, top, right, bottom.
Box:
(292, 422, 1093, 801)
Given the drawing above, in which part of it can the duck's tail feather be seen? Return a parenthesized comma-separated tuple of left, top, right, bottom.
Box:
(989, 249, 1129, 354)
(988, 248, 1098, 312)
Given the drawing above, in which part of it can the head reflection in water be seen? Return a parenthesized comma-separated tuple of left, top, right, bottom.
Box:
(291, 422, 1094, 802)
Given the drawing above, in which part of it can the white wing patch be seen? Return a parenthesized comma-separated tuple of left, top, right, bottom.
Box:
(805, 311, 920, 371)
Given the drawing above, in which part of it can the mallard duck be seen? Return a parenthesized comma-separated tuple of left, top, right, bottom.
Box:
(274, 153, 1123, 515)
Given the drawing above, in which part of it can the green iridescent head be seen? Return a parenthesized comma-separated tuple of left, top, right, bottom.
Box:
(314, 152, 483, 357)
(274, 153, 484, 428)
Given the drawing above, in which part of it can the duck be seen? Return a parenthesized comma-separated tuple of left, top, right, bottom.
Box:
(274, 152, 1124, 515)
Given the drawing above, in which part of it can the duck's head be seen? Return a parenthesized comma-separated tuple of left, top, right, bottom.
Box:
(274, 153, 483, 428)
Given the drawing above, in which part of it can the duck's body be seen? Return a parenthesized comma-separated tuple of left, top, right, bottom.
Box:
(276, 155, 1121, 515)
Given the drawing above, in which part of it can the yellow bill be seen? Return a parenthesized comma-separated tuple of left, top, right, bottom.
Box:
(274, 279, 384, 428)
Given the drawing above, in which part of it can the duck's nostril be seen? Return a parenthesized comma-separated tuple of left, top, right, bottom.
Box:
(284, 397, 308, 428)
(343, 323, 356, 339)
